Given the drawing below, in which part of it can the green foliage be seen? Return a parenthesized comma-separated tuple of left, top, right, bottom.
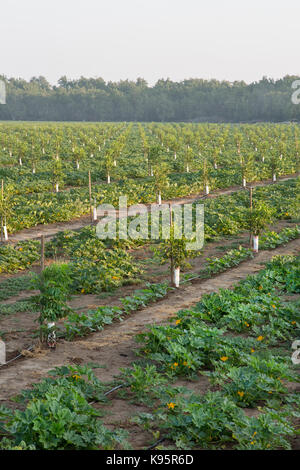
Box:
(32, 263, 73, 338)
(119, 364, 168, 404)
(0, 274, 33, 301)
(246, 202, 275, 236)
(46, 226, 142, 294)
(0, 241, 40, 273)
(206, 247, 253, 274)
(260, 225, 300, 249)
(154, 225, 193, 269)
(63, 282, 171, 340)
(2, 365, 129, 450)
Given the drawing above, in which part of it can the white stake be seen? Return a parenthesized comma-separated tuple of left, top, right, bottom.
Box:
(3, 225, 8, 241)
(157, 191, 162, 206)
(0, 340, 5, 365)
(253, 235, 259, 252)
(173, 267, 180, 288)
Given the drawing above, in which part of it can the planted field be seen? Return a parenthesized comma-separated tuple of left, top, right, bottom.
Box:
(0, 122, 299, 234)
(0, 122, 299, 451)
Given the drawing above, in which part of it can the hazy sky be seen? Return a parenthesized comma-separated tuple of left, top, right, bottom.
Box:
(1, 0, 299, 85)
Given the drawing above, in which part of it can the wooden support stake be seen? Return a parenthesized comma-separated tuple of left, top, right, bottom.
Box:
(169, 203, 175, 287)
(41, 235, 45, 272)
(249, 186, 253, 248)
(88, 170, 93, 223)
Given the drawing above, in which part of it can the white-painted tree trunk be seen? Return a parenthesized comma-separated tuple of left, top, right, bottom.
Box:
(32, 166, 36, 174)
(157, 192, 162, 205)
(19, 158, 22, 166)
(76, 160, 80, 170)
(214, 163, 218, 169)
(205, 184, 210, 195)
(150, 168, 153, 177)
(173, 267, 180, 288)
(93, 206, 98, 221)
(107, 173, 111, 184)
(242, 178, 246, 188)
(3, 225, 8, 241)
(113, 160, 117, 167)
(253, 235, 259, 252)
(186, 164, 190, 173)
(0, 340, 5, 365)
(262, 156, 265, 162)
(174, 152, 177, 160)
(272, 173, 277, 182)
(55, 183, 59, 193)
(42, 148, 45, 154)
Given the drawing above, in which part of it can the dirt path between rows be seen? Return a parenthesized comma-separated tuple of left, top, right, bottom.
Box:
(9, 173, 298, 243)
(0, 237, 299, 402)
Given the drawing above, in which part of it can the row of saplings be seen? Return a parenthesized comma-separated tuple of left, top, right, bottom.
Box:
(35, 201, 274, 349)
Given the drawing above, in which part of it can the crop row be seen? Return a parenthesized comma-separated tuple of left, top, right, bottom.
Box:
(0, 255, 298, 450)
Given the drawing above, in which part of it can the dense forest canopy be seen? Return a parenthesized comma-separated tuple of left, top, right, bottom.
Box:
(0, 75, 299, 122)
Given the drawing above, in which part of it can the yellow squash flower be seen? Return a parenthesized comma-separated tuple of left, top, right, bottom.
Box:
(167, 402, 176, 409)
(72, 374, 81, 381)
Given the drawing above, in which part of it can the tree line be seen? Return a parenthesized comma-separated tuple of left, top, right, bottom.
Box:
(0, 75, 299, 122)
